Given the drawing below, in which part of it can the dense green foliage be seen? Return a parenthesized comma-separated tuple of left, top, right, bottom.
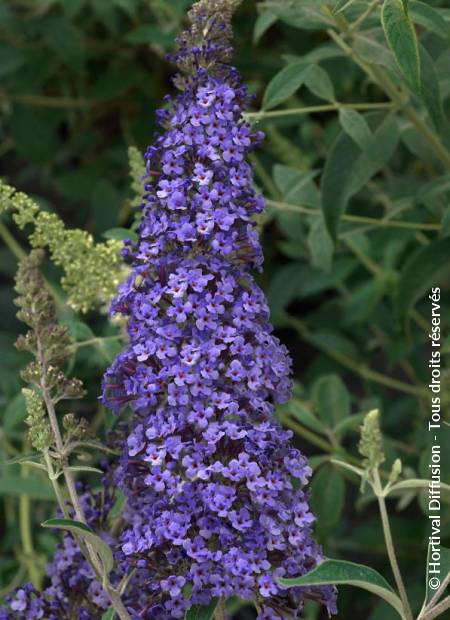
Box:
(1, 0, 450, 618)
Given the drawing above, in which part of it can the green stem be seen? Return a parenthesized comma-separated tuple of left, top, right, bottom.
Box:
(373, 470, 413, 620)
(19, 464, 43, 589)
(251, 154, 281, 200)
(289, 317, 428, 398)
(38, 353, 132, 620)
(214, 598, 227, 620)
(279, 415, 334, 453)
(420, 595, 450, 620)
(43, 450, 70, 518)
(344, 237, 430, 336)
(68, 335, 126, 350)
(245, 101, 394, 120)
(0, 221, 26, 260)
(1, 93, 91, 109)
(0, 429, 20, 455)
(349, 0, 380, 31)
(266, 199, 441, 232)
(345, 237, 381, 274)
(281, 415, 393, 482)
(327, 26, 450, 172)
(421, 571, 450, 618)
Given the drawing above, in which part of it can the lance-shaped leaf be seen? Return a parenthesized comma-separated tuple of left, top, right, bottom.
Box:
(322, 113, 399, 242)
(410, 1, 450, 43)
(4, 452, 42, 466)
(388, 479, 450, 495)
(338, 108, 380, 162)
(304, 64, 335, 102)
(332, 0, 359, 15)
(66, 465, 104, 475)
(42, 518, 114, 574)
(253, 11, 278, 43)
(311, 465, 345, 533)
(278, 559, 404, 617)
(418, 44, 443, 131)
(0, 475, 56, 500)
(103, 227, 139, 243)
(262, 62, 311, 110)
(382, 0, 420, 93)
(312, 373, 351, 427)
(101, 609, 115, 620)
(185, 599, 219, 620)
(395, 238, 450, 322)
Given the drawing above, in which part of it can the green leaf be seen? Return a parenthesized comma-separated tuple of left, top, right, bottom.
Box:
(254, 11, 278, 43)
(410, 1, 450, 43)
(270, 5, 334, 30)
(103, 228, 138, 242)
(273, 165, 320, 208)
(332, 0, 360, 15)
(262, 61, 311, 110)
(267, 263, 302, 325)
(3, 453, 41, 466)
(42, 518, 114, 574)
(381, 0, 421, 93)
(311, 465, 345, 532)
(9, 106, 60, 164)
(312, 374, 351, 427)
(395, 238, 450, 321)
(389, 479, 450, 495)
(110, 489, 126, 519)
(3, 392, 26, 437)
(338, 108, 380, 161)
(0, 475, 56, 500)
(418, 174, 450, 205)
(64, 319, 94, 342)
(124, 25, 174, 48)
(92, 0, 120, 33)
(278, 559, 403, 617)
(112, 0, 138, 17)
(307, 217, 333, 272)
(442, 209, 450, 238)
(60, 0, 86, 19)
(185, 599, 218, 620)
(0, 44, 26, 77)
(418, 45, 444, 131)
(66, 466, 104, 475)
(43, 16, 85, 69)
(279, 399, 328, 435)
(304, 64, 335, 102)
(354, 33, 397, 71)
(322, 113, 399, 241)
(101, 609, 115, 620)
(334, 412, 368, 437)
(91, 180, 122, 234)
(331, 459, 365, 478)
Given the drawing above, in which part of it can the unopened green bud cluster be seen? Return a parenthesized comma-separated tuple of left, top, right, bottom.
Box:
(1, 180, 125, 312)
(22, 387, 52, 451)
(358, 409, 385, 470)
(14, 250, 87, 451)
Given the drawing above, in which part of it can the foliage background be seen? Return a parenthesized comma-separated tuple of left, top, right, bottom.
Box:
(0, 0, 450, 618)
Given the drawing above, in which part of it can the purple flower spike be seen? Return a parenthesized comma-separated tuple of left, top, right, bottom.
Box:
(101, 1, 337, 618)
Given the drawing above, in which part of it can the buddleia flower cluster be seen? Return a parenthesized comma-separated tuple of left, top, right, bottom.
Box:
(102, 1, 337, 618)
